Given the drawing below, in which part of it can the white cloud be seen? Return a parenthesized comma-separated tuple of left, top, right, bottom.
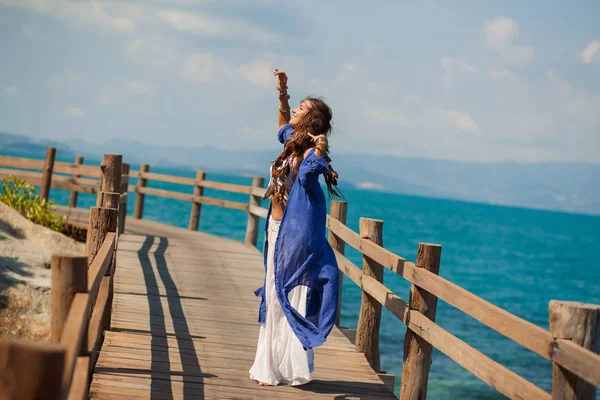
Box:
(488, 68, 514, 80)
(159, 9, 281, 45)
(441, 57, 476, 75)
(121, 38, 179, 71)
(580, 41, 600, 64)
(21, 23, 36, 37)
(46, 71, 83, 89)
(182, 53, 215, 83)
(441, 57, 476, 87)
(4, 86, 18, 96)
(64, 107, 85, 118)
(1, 0, 135, 32)
(439, 110, 482, 134)
(367, 105, 413, 128)
(230, 61, 272, 87)
(127, 80, 154, 95)
(182, 52, 273, 87)
(96, 95, 112, 106)
(357, 182, 384, 190)
(485, 17, 534, 65)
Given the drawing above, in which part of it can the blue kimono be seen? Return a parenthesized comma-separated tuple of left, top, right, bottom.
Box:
(254, 124, 339, 350)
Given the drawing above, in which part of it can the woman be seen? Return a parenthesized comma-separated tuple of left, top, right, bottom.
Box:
(249, 70, 342, 386)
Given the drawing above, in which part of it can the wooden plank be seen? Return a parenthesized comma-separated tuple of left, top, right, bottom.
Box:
(53, 174, 100, 187)
(88, 277, 110, 362)
(0, 338, 65, 399)
(400, 243, 442, 400)
(200, 179, 252, 194)
(87, 232, 116, 301)
(53, 180, 98, 194)
(356, 218, 384, 372)
(549, 301, 600, 398)
(249, 204, 268, 218)
(192, 194, 249, 211)
(251, 186, 266, 197)
(0, 168, 43, 179)
(54, 161, 103, 178)
(85, 226, 400, 400)
(138, 186, 192, 201)
(67, 356, 90, 400)
(553, 339, 600, 388)
(60, 293, 91, 394)
(139, 171, 196, 186)
(0, 155, 45, 170)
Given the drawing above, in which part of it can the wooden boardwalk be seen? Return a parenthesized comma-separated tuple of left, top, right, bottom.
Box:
(3, 152, 599, 400)
(61, 208, 396, 399)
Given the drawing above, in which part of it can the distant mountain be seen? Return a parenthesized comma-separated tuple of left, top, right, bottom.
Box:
(1, 132, 599, 215)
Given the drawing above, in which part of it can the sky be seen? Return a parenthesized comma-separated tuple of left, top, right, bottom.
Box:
(0, 0, 599, 163)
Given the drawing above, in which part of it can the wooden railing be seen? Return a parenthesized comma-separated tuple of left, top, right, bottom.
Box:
(0, 153, 124, 399)
(87, 155, 600, 400)
(1, 148, 599, 400)
(0, 148, 130, 233)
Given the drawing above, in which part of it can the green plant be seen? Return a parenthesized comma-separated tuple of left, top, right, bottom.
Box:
(0, 177, 64, 232)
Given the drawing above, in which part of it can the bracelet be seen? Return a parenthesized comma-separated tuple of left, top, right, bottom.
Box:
(278, 106, 290, 113)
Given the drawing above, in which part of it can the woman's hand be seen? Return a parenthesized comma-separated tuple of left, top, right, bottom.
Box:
(274, 69, 290, 128)
(306, 133, 328, 158)
(273, 69, 288, 89)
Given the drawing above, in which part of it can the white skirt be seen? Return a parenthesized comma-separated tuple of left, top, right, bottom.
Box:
(249, 217, 314, 386)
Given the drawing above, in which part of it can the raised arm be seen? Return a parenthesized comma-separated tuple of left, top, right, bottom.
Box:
(274, 69, 291, 129)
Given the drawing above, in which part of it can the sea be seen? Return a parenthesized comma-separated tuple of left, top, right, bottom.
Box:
(3, 150, 600, 399)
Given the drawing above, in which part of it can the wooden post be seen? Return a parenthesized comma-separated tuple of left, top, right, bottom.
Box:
(119, 163, 130, 234)
(86, 207, 118, 268)
(399, 243, 442, 400)
(96, 154, 122, 208)
(328, 200, 348, 327)
(549, 301, 599, 400)
(68, 155, 83, 207)
(0, 339, 65, 399)
(39, 146, 56, 202)
(86, 206, 118, 332)
(245, 176, 265, 246)
(355, 218, 384, 372)
(134, 163, 149, 219)
(51, 255, 88, 343)
(189, 170, 206, 231)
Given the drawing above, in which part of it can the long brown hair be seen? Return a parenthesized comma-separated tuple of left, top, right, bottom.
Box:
(270, 97, 342, 202)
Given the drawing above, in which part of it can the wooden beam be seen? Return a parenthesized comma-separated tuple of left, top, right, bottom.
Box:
(355, 218, 383, 373)
(0, 338, 65, 399)
(97, 154, 122, 207)
(134, 163, 149, 219)
(69, 155, 84, 207)
(189, 171, 206, 231)
(328, 200, 348, 327)
(51, 255, 88, 343)
(549, 301, 599, 400)
(400, 243, 442, 400)
(119, 163, 130, 234)
(40, 146, 56, 202)
(244, 176, 264, 246)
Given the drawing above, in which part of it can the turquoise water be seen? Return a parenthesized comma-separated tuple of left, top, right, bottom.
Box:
(3, 151, 600, 399)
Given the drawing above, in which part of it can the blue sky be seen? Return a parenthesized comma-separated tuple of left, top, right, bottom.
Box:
(1, 0, 599, 163)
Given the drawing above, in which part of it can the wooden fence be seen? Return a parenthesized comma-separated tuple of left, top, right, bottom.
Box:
(1, 147, 599, 400)
(0, 153, 125, 399)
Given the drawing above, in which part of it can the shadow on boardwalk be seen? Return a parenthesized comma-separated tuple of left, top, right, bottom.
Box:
(137, 235, 212, 399)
